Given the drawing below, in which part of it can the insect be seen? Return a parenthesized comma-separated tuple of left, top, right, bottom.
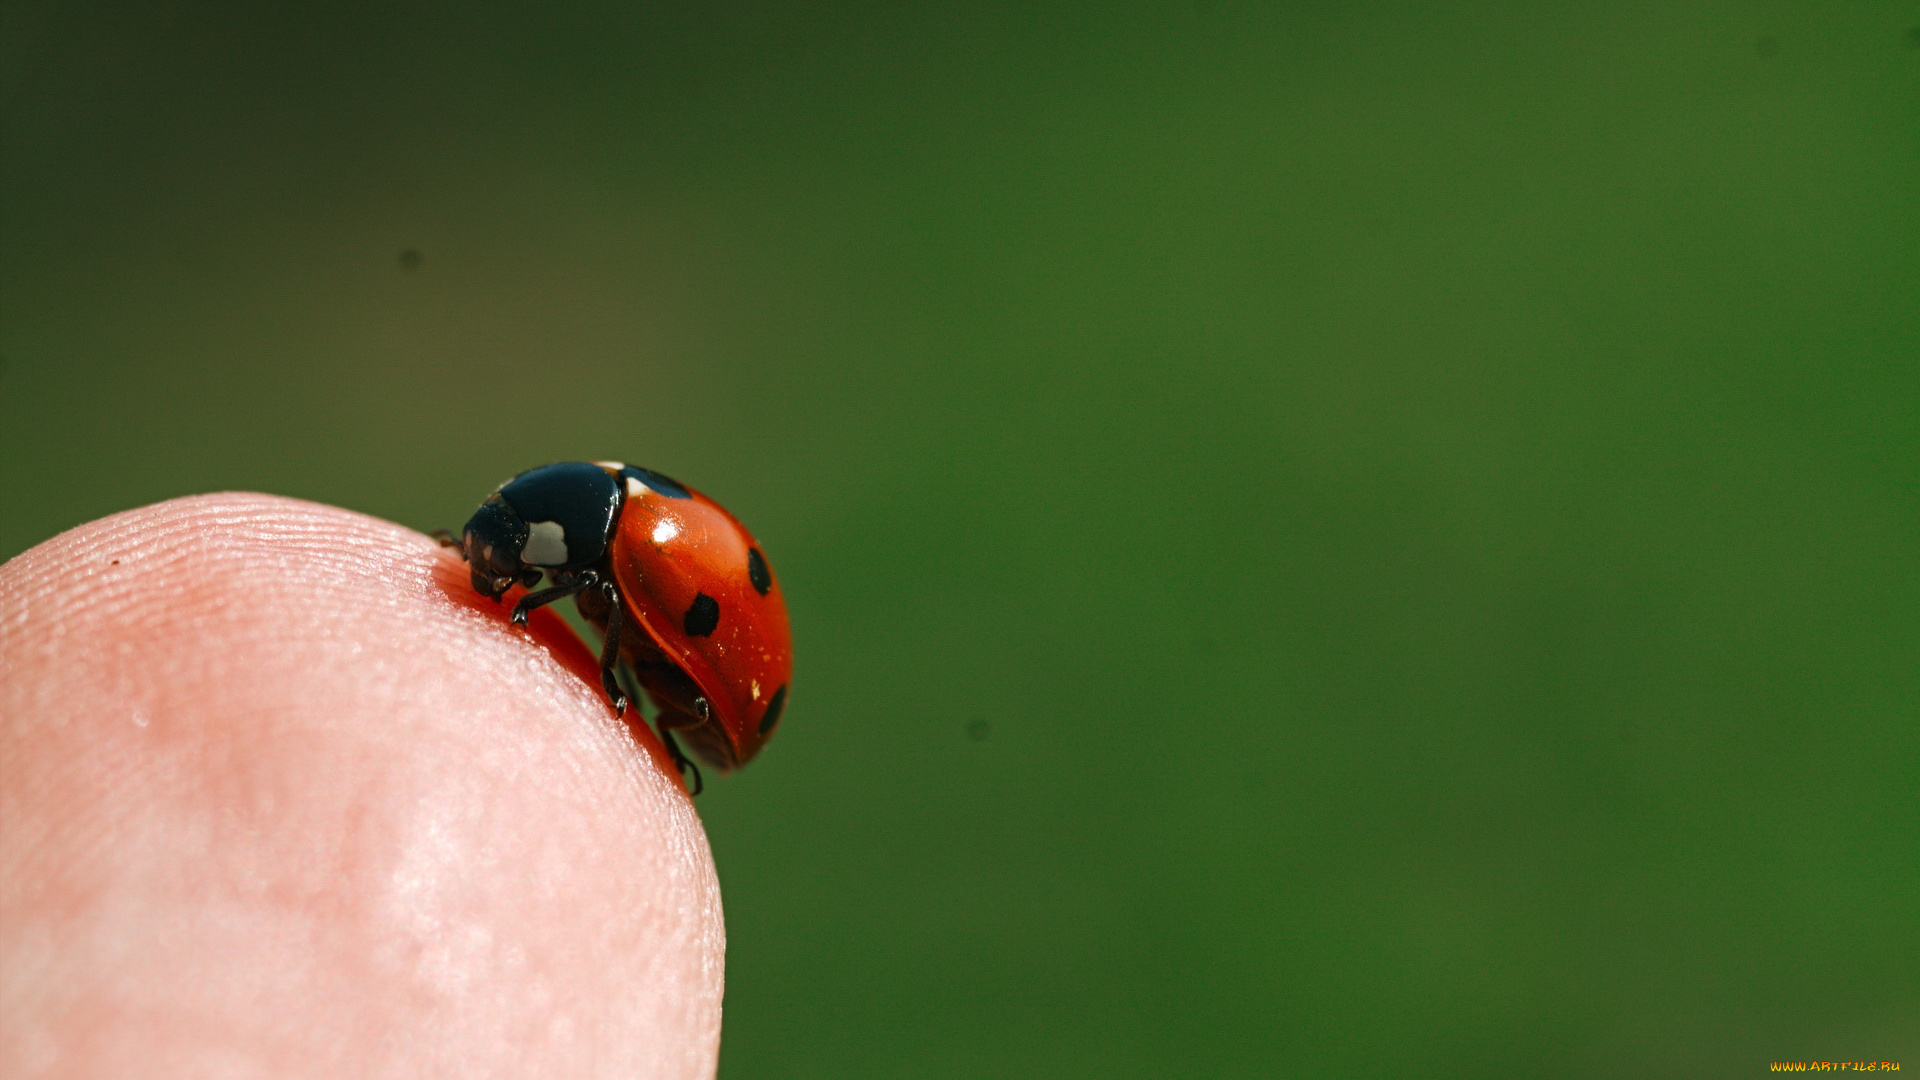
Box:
(440, 461, 792, 792)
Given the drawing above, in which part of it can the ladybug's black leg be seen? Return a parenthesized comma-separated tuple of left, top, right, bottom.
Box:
(659, 729, 705, 797)
(614, 662, 704, 796)
(634, 661, 713, 729)
(597, 581, 629, 715)
(510, 570, 597, 626)
(614, 662, 645, 718)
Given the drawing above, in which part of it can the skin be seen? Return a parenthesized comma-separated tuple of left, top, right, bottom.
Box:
(0, 495, 724, 1079)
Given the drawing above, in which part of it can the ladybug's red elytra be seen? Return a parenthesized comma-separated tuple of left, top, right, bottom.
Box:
(442, 461, 792, 791)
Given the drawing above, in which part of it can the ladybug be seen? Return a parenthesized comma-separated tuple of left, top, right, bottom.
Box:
(442, 461, 791, 790)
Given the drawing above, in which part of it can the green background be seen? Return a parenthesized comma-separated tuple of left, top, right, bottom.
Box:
(3, 2, 1916, 1075)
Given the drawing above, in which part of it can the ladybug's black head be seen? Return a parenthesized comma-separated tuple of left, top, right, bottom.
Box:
(461, 495, 542, 600)
(458, 462, 626, 601)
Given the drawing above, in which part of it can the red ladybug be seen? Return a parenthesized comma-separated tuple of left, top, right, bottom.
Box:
(444, 461, 792, 789)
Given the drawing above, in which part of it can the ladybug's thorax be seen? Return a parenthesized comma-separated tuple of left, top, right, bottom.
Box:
(458, 462, 624, 596)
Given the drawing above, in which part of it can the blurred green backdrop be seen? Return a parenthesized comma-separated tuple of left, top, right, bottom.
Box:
(4, 1, 1917, 1075)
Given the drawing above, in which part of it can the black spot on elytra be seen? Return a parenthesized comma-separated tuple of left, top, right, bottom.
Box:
(747, 547, 771, 595)
(758, 685, 786, 736)
(683, 592, 720, 637)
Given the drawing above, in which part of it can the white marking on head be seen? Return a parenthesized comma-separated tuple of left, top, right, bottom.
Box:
(595, 460, 626, 472)
(651, 519, 680, 545)
(624, 475, 647, 499)
(521, 520, 568, 566)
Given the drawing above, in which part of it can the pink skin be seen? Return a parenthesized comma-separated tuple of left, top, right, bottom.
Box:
(0, 495, 723, 1079)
